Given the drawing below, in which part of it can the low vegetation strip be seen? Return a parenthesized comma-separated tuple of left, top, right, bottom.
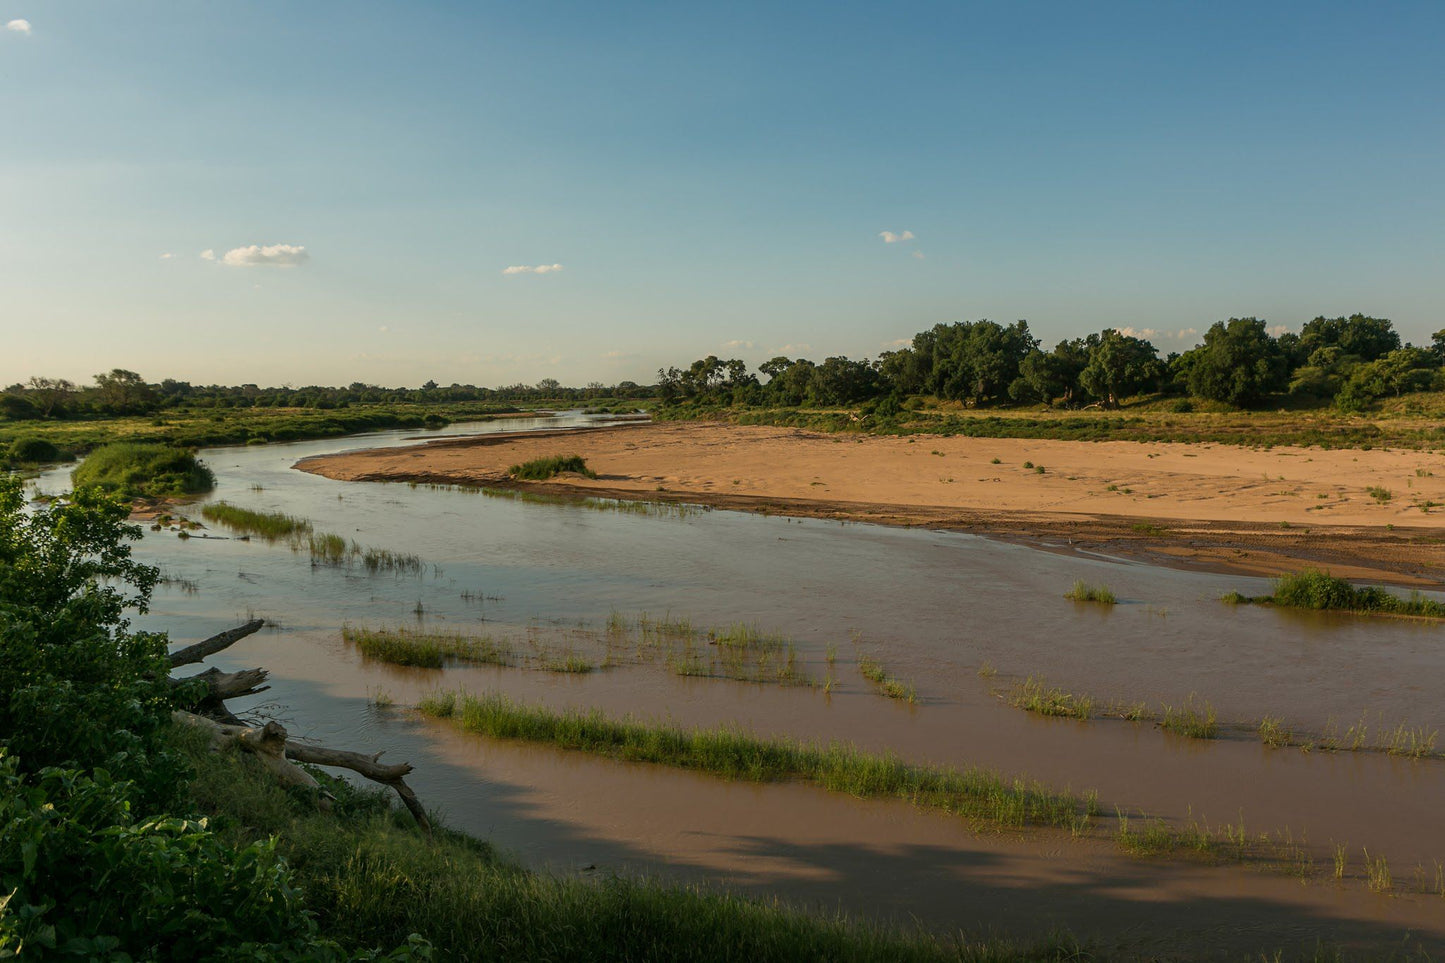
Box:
(185, 734, 1086, 963)
(418, 691, 1090, 830)
(1224, 569, 1445, 618)
(343, 625, 513, 669)
(508, 454, 597, 480)
(200, 501, 312, 541)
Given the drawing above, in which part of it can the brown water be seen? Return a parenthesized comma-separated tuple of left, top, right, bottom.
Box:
(36, 416, 1445, 954)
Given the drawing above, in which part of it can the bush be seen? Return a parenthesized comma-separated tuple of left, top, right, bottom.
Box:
(71, 443, 214, 498)
(7, 437, 71, 464)
(508, 454, 597, 480)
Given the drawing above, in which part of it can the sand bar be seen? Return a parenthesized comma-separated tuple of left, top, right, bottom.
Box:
(296, 421, 1445, 586)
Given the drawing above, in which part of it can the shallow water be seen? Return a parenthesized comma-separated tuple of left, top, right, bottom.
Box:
(35, 415, 1445, 947)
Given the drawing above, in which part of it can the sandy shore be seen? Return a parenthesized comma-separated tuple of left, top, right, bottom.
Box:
(295, 421, 1445, 586)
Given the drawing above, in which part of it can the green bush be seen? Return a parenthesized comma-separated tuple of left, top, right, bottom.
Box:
(7, 437, 71, 464)
(71, 442, 214, 498)
(507, 454, 597, 480)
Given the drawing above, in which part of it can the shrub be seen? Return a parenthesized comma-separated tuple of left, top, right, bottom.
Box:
(508, 454, 597, 480)
(71, 443, 214, 498)
(7, 437, 71, 464)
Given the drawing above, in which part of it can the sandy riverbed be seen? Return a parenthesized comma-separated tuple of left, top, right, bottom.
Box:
(296, 421, 1445, 585)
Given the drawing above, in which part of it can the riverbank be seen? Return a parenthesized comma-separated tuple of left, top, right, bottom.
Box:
(295, 421, 1445, 587)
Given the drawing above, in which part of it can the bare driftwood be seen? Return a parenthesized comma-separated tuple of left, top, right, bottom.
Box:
(168, 618, 265, 668)
(169, 621, 431, 832)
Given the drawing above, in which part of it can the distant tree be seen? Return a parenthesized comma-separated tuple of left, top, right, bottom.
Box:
(422, 379, 438, 390)
(26, 376, 77, 417)
(1430, 330, 1445, 365)
(92, 369, 153, 413)
(1078, 330, 1164, 408)
(1335, 347, 1440, 411)
(1298, 315, 1400, 362)
(1185, 318, 1288, 407)
(1015, 338, 1091, 406)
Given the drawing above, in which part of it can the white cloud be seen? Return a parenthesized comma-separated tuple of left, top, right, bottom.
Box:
(911, 250, 925, 260)
(501, 263, 564, 275)
(1269, 324, 1290, 337)
(878, 230, 915, 244)
(159, 252, 176, 260)
(209, 243, 309, 268)
(378, 325, 389, 333)
(5, 19, 31, 34)
(1116, 327, 1158, 339)
(721, 339, 754, 350)
(882, 338, 912, 349)
(1174, 328, 1198, 340)
(777, 343, 811, 353)
(602, 350, 638, 361)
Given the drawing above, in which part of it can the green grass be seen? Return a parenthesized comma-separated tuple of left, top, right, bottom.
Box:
(180, 730, 1080, 962)
(70, 442, 214, 498)
(419, 692, 1088, 830)
(343, 624, 514, 669)
(857, 656, 918, 703)
(1160, 696, 1218, 739)
(1063, 580, 1116, 605)
(1229, 568, 1445, 618)
(200, 501, 312, 541)
(1008, 677, 1093, 720)
(508, 454, 598, 480)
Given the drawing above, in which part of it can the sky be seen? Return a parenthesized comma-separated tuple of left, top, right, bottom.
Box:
(3, 1, 1443, 388)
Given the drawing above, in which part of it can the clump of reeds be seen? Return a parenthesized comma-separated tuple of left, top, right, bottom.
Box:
(857, 656, 917, 703)
(343, 624, 513, 669)
(508, 455, 598, 480)
(1008, 677, 1093, 720)
(417, 691, 1088, 830)
(200, 501, 312, 541)
(1064, 580, 1117, 605)
(1258, 716, 1294, 748)
(1225, 568, 1445, 618)
(1160, 695, 1218, 739)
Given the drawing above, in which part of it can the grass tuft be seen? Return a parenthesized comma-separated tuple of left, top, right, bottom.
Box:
(508, 454, 598, 480)
(1064, 580, 1116, 605)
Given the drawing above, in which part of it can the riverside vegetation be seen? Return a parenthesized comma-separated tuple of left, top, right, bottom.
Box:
(0, 474, 1103, 960)
(1223, 569, 1445, 618)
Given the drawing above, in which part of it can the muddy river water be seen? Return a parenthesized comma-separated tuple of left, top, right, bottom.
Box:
(36, 415, 1445, 955)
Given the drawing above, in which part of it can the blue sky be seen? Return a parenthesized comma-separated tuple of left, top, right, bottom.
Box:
(3, 1, 1442, 387)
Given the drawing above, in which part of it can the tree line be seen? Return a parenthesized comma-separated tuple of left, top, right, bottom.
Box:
(1, 371, 653, 421)
(658, 315, 1445, 411)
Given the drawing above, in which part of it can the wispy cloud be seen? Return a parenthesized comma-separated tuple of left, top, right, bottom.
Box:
(1269, 324, 1290, 337)
(881, 338, 912, 349)
(1173, 328, 1198, 340)
(502, 263, 564, 275)
(158, 252, 176, 260)
(5, 19, 31, 34)
(721, 339, 754, 350)
(602, 350, 638, 361)
(202, 243, 310, 267)
(777, 343, 811, 354)
(1116, 326, 1158, 339)
(878, 230, 915, 244)
(911, 250, 925, 260)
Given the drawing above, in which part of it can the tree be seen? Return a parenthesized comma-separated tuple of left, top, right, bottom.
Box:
(1015, 338, 1092, 406)
(1298, 315, 1400, 363)
(92, 369, 154, 413)
(1430, 330, 1445, 365)
(1078, 330, 1164, 408)
(26, 376, 77, 417)
(1185, 318, 1289, 407)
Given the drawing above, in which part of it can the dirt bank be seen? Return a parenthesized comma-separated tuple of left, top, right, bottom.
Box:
(295, 421, 1445, 586)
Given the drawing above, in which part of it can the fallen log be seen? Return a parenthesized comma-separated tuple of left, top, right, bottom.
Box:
(169, 619, 265, 668)
(174, 710, 430, 833)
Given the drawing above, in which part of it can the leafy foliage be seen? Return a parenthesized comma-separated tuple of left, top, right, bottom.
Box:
(70, 442, 215, 498)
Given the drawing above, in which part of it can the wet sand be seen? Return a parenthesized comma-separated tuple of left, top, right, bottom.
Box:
(296, 421, 1445, 586)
